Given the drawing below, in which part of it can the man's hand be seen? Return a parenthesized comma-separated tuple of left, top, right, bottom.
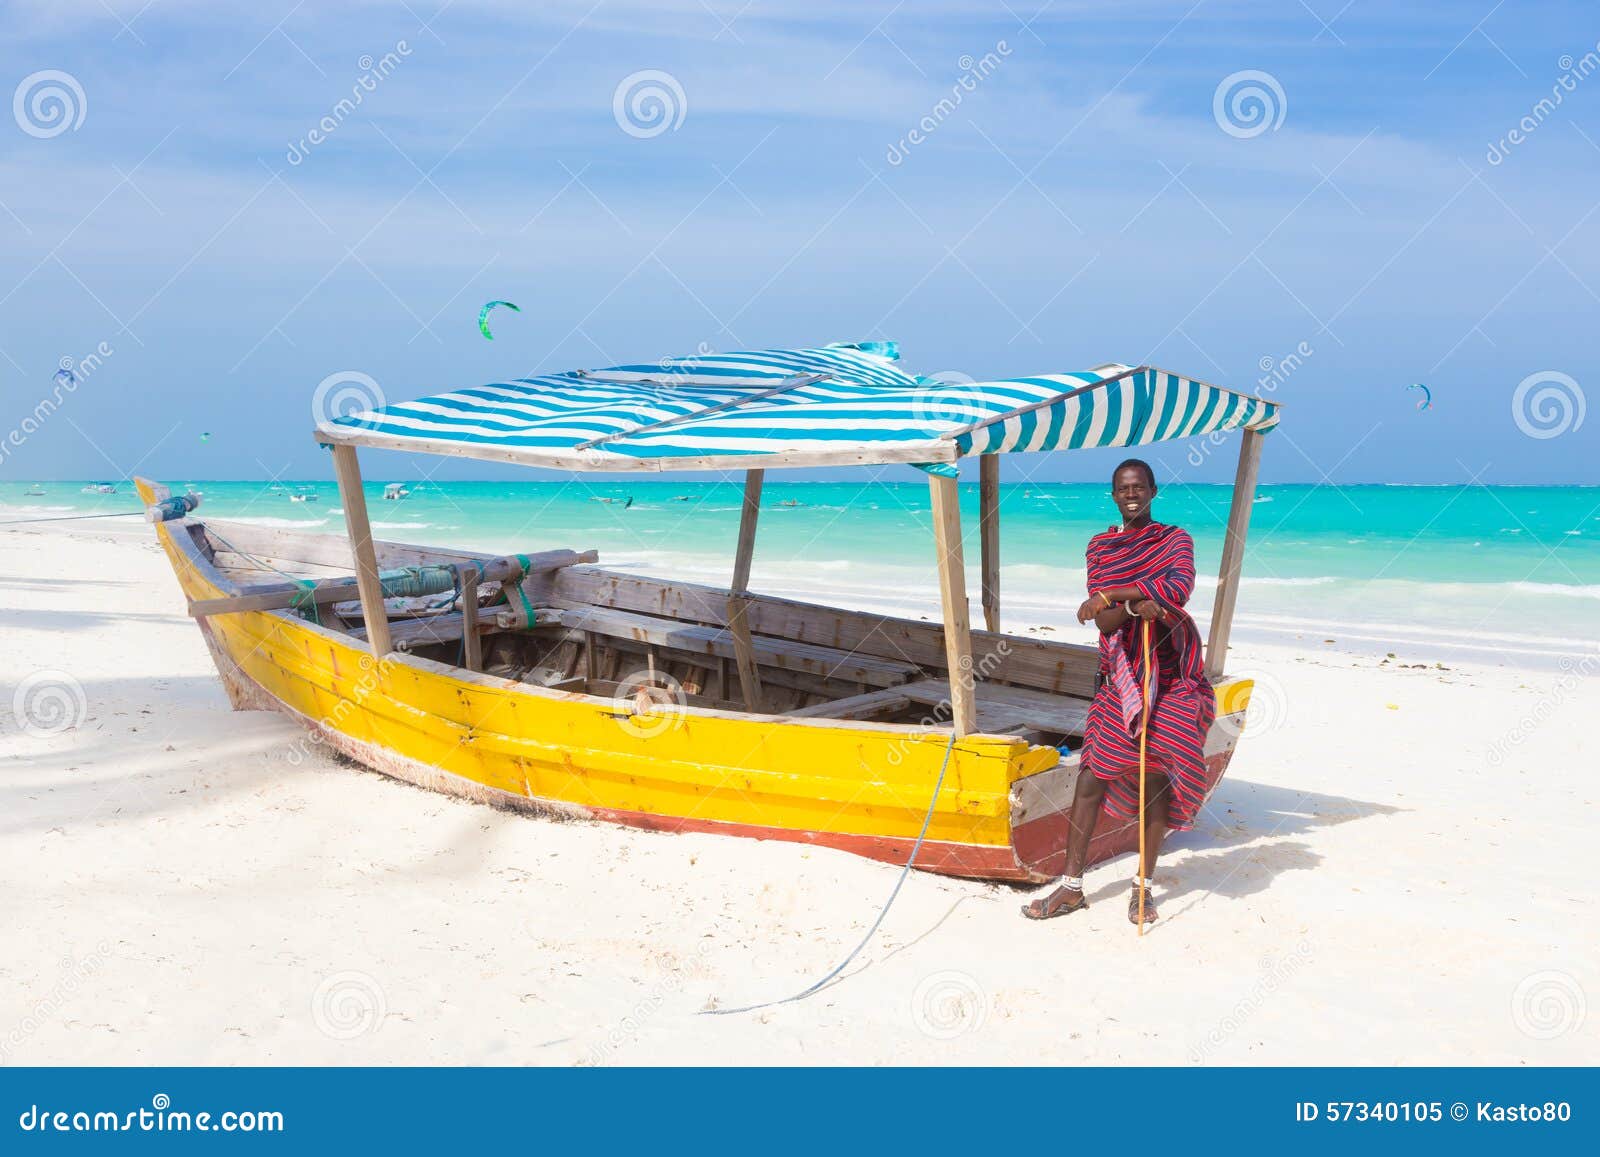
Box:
(1127, 598, 1169, 621)
(1076, 595, 1106, 624)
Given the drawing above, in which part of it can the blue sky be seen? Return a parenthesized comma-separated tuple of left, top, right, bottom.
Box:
(0, 0, 1595, 485)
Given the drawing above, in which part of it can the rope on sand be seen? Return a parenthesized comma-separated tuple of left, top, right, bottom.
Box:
(701, 732, 959, 1017)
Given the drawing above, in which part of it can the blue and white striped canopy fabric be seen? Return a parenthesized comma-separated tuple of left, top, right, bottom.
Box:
(316, 343, 1280, 473)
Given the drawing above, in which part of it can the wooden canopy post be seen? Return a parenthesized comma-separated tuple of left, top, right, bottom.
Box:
(1204, 428, 1264, 681)
(329, 443, 393, 658)
(459, 567, 483, 673)
(727, 469, 765, 711)
(978, 455, 1001, 633)
(928, 474, 977, 737)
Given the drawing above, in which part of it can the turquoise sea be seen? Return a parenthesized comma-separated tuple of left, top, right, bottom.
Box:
(8, 480, 1599, 667)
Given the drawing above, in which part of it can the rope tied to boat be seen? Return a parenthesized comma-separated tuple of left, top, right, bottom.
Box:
(701, 731, 959, 1017)
(509, 553, 538, 626)
(376, 565, 457, 600)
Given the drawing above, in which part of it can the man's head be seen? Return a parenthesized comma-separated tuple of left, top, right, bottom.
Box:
(1111, 458, 1157, 520)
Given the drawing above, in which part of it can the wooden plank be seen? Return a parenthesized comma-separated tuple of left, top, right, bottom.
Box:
(546, 567, 1099, 696)
(187, 550, 596, 618)
(978, 454, 1001, 633)
(900, 678, 1089, 736)
(329, 445, 392, 657)
(202, 519, 494, 572)
(315, 427, 959, 474)
(461, 568, 483, 672)
(549, 605, 918, 688)
(728, 468, 765, 710)
(209, 552, 350, 581)
(572, 374, 828, 450)
(928, 474, 976, 736)
(1205, 427, 1264, 681)
(787, 689, 911, 721)
(539, 628, 833, 705)
(730, 469, 763, 592)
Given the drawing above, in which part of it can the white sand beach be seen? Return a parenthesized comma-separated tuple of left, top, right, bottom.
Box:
(2, 520, 1595, 1066)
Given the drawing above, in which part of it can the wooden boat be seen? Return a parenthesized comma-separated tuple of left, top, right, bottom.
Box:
(139, 344, 1278, 882)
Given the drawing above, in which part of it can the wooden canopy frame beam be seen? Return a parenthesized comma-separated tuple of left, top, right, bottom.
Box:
(329, 443, 393, 658)
(978, 456, 1001, 633)
(928, 474, 977, 736)
(1204, 428, 1265, 681)
(727, 469, 766, 711)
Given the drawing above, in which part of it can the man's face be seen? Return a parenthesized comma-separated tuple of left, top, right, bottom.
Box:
(1112, 468, 1155, 520)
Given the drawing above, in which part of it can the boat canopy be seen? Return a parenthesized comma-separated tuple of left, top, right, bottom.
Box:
(315, 342, 1280, 474)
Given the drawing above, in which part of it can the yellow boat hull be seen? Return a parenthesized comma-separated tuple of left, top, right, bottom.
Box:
(139, 480, 1252, 882)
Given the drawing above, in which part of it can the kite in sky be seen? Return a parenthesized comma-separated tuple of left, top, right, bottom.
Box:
(478, 300, 521, 340)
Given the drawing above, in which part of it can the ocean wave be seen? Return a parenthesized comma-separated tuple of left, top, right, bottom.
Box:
(1509, 581, 1600, 600)
(370, 521, 431, 530)
(218, 516, 330, 529)
(1242, 576, 1339, 587)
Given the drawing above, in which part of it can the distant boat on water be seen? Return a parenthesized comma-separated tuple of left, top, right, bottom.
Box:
(24, 485, 46, 496)
(383, 483, 411, 500)
(82, 482, 117, 494)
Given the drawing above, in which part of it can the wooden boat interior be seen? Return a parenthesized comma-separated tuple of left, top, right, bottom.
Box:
(190, 517, 1099, 751)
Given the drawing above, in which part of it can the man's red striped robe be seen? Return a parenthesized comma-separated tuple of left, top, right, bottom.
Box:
(1082, 521, 1214, 831)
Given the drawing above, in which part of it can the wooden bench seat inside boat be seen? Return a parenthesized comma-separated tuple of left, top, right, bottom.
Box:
(897, 678, 1090, 739)
(200, 519, 495, 580)
(546, 606, 920, 688)
(541, 567, 1100, 697)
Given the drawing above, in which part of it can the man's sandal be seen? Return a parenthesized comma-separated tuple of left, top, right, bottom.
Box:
(1128, 886, 1158, 925)
(1021, 885, 1089, 920)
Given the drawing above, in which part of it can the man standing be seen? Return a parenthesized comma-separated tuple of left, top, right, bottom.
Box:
(1023, 458, 1214, 924)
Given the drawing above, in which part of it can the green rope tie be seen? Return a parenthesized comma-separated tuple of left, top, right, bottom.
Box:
(289, 577, 322, 625)
(512, 553, 537, 626)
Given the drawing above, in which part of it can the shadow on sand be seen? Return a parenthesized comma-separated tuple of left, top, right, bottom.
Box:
(1081, 777, 1406, 925)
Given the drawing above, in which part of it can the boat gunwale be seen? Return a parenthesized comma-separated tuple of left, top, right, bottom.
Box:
(162, 511, 1049, 747)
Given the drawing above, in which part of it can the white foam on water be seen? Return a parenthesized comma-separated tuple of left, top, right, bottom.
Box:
(217, 516, 331, 529)
(1509, 580, 1600, 600)
(371, 521, 432, 530)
